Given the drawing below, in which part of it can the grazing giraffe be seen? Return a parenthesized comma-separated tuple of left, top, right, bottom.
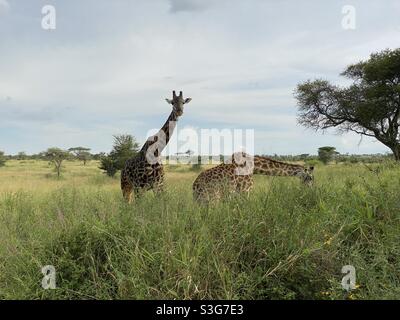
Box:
(192, 153, 314, 203)
(121, 91, 192, 203)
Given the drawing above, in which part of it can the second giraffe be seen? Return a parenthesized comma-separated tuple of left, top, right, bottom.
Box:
(193, 153, 314, 203)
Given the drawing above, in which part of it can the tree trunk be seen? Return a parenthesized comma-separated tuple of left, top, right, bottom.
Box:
(390, 144, 400, 161)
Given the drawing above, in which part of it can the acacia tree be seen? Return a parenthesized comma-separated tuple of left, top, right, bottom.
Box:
(318, 146, 338, 164)
(68, 147, 92, 165)
(295, 48, 400, 160)
(45, 148, 70, 178)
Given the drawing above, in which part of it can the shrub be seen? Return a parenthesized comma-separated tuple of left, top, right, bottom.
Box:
(99, 155, 118, 177)
(0, 151, 6, 167)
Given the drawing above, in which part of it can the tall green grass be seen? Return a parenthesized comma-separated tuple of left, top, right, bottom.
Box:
(0, 161, 399, 299)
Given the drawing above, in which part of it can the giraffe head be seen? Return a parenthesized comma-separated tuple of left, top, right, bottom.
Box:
(298, 166, 314, 186)
(165, 91, 192, 117)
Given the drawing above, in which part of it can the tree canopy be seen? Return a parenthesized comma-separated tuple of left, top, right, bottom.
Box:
(318, 146, 338, 164)
(68, 147, 92, 165)
(44, 147, 70, 178)
(295, 48, 400, 160)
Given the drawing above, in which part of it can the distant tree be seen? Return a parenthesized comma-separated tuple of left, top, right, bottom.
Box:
(44, 148, 70, 178)
(29, 153, 43, 160)
(17, 151, 27, 160)
(191, 155, 203, 171)
(37, 151, 47, 160)
(68, 147, 92, 165)
(295, 48, 400, 161)
(318, 146, 338, 164)
(299, 154, 310, 161)
(349, 156, 359, 164)
(0, 151, 6, 167)
(92, 152, 105, 161)
(99, 155, 118, 177)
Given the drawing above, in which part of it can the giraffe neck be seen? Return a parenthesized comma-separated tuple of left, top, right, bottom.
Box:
(140, 110, 180, 155)
(252, 156, 305, 176)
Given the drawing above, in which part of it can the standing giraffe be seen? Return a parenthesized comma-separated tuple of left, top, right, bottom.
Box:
(192, 153, 314, 202)
(121, 91, 192, 203)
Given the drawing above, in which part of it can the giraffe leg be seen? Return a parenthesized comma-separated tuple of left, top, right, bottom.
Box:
(122, 184, 134, 203)
(152, 172, 165, 196)
(153, 181, 164, 195)
(121, 172, 134, 203)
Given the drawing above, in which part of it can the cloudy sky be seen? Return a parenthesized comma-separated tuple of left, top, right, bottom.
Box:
(0, 0, 399, 155)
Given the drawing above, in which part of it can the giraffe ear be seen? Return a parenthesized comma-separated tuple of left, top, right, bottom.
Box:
(184, 98, 192, 104)
(165, 98, 173, 104)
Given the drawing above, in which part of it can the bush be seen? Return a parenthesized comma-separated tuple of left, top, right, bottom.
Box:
(99, 155, 118, 177)
(99, 134, 140, 177)
(0, 151, 6, 167)
(110, 134, 140, 170)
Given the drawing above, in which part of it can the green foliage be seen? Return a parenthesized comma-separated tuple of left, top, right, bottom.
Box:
(92, 152, 105, 161)
(0, 151, 6, 167)
(111, 134, 140, 170)
(68, 147, 92, 165)
(16, 152, 27, 160)
(99, 155, 118, 177)
(44, 148, 70, 178)
(349, 156, 359, 164)
(318, 146, 338, 164)
(99, 134, 140, 177)
(295, 48, 400, 160)
(299, 153, 310, 160)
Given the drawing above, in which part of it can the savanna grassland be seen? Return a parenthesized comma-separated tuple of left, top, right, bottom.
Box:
(0, 159, 399, 300)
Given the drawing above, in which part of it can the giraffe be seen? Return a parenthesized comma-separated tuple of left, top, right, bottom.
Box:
(192, 152, 314, 203)
(121, 91, 192, 203)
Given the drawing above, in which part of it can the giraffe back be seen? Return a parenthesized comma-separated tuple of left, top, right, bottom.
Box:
(192, 163, 253, 202)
